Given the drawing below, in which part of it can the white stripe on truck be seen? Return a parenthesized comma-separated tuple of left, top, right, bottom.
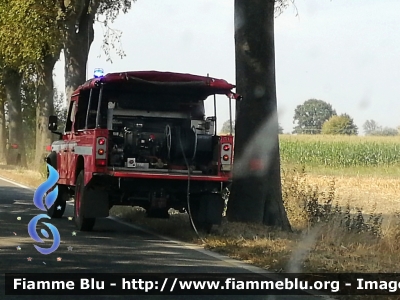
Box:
(74, 146, 93, 155)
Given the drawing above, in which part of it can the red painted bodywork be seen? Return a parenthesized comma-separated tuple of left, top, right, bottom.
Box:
(74, 71, 236, 97)
(105, 171, 231, 182)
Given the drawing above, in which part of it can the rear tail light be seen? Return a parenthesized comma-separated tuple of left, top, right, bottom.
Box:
(220, 136, 234, 172)
(95, 159, 106, 166)
(96, 137, 107, 166)
(46, 145, 52, 151)
(220, 141, 233, 170)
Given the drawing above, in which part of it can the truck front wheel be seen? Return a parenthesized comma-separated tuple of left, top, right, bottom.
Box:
(74, 171, 96, 231)
(45, 164, 68, 218)
(47, 185, 68, 218)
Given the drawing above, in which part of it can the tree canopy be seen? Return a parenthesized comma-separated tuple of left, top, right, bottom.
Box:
(0, 0, 136, 166)
(0, 0, 62, 70)
(321, 114, 358, 135)
(363, 119, 380, 135)
(379, 127, 398, 136)
(220, 120, 235, 135)
(363, 119, 398, 136)
(293, 99, 336, 134)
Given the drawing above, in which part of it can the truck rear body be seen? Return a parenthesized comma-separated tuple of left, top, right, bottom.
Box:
(46, 71, 238, 232)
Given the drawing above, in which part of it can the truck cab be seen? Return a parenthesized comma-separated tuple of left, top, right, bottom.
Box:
(46, 71, 237, 232)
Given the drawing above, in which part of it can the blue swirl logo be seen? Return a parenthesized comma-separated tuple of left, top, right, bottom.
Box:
(28, 164, 61, 255)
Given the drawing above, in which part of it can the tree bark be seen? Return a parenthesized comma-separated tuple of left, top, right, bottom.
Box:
(227, 0, 291, 230)
(64, 8, 95, 102)
(0, 88, 7, 163)
(4, 68, 27, 167)
(34, 53, 60, 168)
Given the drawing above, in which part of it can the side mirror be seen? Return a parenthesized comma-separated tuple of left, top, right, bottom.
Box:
(48, 115, 58, 131)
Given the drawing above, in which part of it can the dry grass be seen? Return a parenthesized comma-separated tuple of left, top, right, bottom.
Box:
(110, 166, 400, 274)
(2, 164, 400, 275)
(0, 165, 44, 188)
(306, 174, 400, 215)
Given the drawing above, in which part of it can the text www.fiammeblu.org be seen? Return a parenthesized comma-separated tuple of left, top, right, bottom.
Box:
(122, 277, 340, 293)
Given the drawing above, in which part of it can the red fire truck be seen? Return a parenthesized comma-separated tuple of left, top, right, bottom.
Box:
(46, 71, 237, 232)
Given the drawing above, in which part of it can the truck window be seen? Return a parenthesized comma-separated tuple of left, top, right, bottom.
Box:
(86, 89, 100, 129)
(103, 90, 206, 120)
(64, 101, 75, 132)
(74, 91, 90, 131)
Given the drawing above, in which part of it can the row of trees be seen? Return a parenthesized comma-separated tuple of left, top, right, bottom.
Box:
(0, 0, 135, 168)
(363, 119, 399, 136)
(292, 99, 397, 136)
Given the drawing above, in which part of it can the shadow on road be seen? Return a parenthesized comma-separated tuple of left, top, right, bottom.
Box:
(0, 182, 319, 300)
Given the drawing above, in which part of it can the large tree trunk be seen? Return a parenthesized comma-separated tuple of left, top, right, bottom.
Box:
(64, 10, 95, 102)
(4, 68, 27, 167)
(34, 53, 60, 168)
(0, 88, 7, 163)
(227, 0, 290, 230)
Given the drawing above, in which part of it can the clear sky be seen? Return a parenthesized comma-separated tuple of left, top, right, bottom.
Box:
(53, 0, 400, 134)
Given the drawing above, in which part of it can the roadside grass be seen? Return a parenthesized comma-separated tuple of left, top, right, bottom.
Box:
(2, 163, 400, 275)
(0, 165, 44, 188)
(112, 166, 400, 273)
(298, 164, 400, 178)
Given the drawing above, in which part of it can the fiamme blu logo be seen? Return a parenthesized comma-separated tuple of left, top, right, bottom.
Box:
(27, 164, 61, 255)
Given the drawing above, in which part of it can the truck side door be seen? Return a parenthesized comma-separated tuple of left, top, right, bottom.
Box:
(51, 100, 73, 181)
(63, 99, 78, 185)
(67, 90, 93, 185)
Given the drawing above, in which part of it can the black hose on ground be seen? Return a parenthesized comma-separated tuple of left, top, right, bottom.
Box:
(177, 127, 205, 243)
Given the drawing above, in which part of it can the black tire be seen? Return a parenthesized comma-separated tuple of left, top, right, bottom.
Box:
(188, 194, 224, 234)
(146, 208, 170, 219)
(74, 171, 96, 231)
(47, 185, 68, 218)
(190, 219, 213, 234)
(45, 163, 67, 218)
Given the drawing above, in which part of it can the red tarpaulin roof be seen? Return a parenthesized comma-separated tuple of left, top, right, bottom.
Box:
(75, 71, 236, 98)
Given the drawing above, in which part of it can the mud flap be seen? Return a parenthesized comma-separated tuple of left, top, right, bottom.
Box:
(82, 187, 109, 218)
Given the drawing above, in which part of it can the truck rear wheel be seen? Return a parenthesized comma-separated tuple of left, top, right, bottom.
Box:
(189, 193, 224, 234)
(190, 218, 213, 234)
(146, 208, 169, 219)
(74, 171, 96, 231)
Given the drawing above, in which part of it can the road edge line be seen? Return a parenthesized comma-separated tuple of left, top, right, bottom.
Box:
(108, 215, 270, 274)
(0, 175, 35, 191)
(107, 217, 329, 298)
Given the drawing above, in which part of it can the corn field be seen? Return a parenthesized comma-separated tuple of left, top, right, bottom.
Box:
(279, 135, 400, 167)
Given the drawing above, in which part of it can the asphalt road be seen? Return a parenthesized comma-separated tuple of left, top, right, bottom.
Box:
(0, 177, 324, 300)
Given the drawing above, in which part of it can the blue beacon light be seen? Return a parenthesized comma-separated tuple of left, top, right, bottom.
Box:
(94, 68, 104, 78)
